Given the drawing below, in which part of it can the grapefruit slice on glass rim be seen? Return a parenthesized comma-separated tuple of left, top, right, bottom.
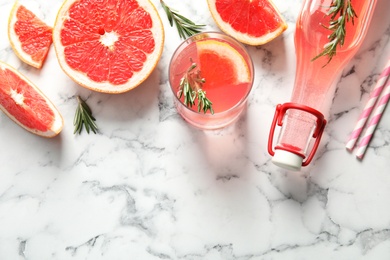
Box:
(195, 39, 252, 112)
(0, 61, 63, 137)
(196, 40, 251, 89)
(52, 0, 164, 94)
(8, 2, 53, 69)
(207, 0, 287, 45)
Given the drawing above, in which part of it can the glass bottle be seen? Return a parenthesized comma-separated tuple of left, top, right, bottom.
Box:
(268, 0, 377, 171)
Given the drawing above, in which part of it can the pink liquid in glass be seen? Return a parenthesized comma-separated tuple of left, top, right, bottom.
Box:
(169, 32, 254, 130)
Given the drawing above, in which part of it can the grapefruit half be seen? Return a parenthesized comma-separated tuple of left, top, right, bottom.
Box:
(8, 2, 53, 69)
(0, 61, 63, 137)
(207, 0, 288, 45)
(52, 0, 164, 94)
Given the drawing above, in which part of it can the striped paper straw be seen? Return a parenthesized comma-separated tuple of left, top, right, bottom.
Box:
(356, 78, 390, 159)
(346, 58, 390, 151)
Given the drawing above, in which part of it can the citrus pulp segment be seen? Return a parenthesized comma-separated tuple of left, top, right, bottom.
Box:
(196, 39, 251, 88)
(8, 2, 53, 69)
(0, 61, 63, 137)
(52, 0, 164, 94)
(206, 0, 287, 45)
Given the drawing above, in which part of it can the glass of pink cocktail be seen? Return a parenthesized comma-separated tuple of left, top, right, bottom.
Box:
(169, 32, 254, 130)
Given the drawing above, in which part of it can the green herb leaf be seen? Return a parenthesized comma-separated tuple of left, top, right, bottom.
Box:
(312, 0, 357, 66)
(160, 0, 205, 39)
(177, 62, 214, 114)
(74, 95, 98, 135)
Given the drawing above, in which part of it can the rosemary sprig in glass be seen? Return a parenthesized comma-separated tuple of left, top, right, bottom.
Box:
(312, 0, 357, 65)
(160, 0, 205, 39)
(177, 62, 214, 114)
(74, 95, 98, 134)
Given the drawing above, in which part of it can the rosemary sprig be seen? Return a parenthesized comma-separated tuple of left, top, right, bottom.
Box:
(312, 0, 357, 65)
(74, 95, 98, 134)
(177, 62, 214, 114)
(160, 0, 205, 39)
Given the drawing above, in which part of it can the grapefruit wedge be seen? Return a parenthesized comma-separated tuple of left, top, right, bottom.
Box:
(52, 0, 164, 94)
(8, 2, 53, 69)
(207, 0, 287, 45)
(0, 61, 63, 137)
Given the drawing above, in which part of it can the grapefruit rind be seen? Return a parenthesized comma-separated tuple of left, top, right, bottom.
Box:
(206, 0, 288, 46)
(52, 0, 165, 94)
(0, 61, 63, 138)
(196, 40, 251, 83)
(8, 1, 53, 69)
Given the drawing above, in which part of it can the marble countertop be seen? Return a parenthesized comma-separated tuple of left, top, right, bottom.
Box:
(1, 0, 390, 259)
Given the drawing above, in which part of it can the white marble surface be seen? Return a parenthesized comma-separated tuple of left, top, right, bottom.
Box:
(1, 0, 390, 259)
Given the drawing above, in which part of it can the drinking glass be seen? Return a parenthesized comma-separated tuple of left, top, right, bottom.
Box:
(168, 32, 254, 130)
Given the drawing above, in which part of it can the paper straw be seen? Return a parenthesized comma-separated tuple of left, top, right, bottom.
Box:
(346, 58, 390, 151)
(355, 78, 390, 159)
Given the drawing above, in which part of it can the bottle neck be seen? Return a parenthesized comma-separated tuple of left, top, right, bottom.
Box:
(292, 0, 377, 112)
(267, 0, 377, 170)
(268, 103, 327, 170)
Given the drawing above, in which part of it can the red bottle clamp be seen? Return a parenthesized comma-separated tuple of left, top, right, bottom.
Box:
(268, 102, 327, 167)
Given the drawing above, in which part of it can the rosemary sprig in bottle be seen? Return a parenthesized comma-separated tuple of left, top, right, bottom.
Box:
(177, 62, 214, 114)
(74, 95, 98, 134)
(160, 0, 205, 39)
(312, 0, 357, 65)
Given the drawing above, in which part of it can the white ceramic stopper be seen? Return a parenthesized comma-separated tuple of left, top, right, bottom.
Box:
(272, 149, 304, 171)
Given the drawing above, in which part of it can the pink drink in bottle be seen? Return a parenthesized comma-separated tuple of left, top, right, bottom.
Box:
(268, 0, 377, 171)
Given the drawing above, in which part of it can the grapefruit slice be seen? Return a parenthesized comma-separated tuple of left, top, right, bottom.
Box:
(207, 0, 288, 45)
(52, 0, 164, 94)
(195, 39, 252, 112)
(8, 2, 53, 69)
(196, 40, 251, 88)
(0, 61, 63, 137)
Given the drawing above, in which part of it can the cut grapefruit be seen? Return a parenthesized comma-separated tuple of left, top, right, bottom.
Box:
(196, 40, 251, 88)
(8, 2, 53, 69)
(52, 0, 164, 94)
(195, 39, 252, 112)
(207, 0, 288, 45)
(0, 61, 63, 137)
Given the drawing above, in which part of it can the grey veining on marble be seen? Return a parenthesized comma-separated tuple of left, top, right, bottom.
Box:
(1, 0, 390, 259)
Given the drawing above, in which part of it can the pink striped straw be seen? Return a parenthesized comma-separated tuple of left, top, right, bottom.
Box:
(356, 78, 390, 159)
(346, 58, 390, 151)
